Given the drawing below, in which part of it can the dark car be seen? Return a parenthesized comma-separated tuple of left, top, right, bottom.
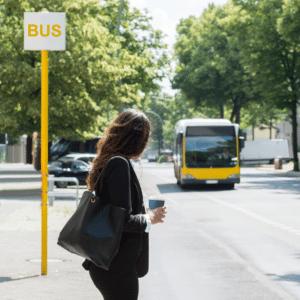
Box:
(148, 155, 157, 162)
(48, 159, 92, 188)
(49, 137, 102, 161)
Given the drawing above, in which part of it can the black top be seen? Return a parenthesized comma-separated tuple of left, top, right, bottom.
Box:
(82, 156, 149, 276)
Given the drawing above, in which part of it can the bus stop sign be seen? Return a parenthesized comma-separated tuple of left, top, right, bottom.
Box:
(24, 12, 65, 51)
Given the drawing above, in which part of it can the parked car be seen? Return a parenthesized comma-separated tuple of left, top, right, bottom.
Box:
(48, 159, 92, 188)
(60, 153, 97, 164)
(49, 137, 102, 161)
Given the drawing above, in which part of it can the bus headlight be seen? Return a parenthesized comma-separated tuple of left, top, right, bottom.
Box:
(228, 173, 240, 179)
(182, 174, 195, 179)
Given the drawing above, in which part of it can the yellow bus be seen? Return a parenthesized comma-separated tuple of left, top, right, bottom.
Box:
(174, 118, 245, 189)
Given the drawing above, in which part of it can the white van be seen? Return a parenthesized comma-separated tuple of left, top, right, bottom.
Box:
(240, 139, 290, 164)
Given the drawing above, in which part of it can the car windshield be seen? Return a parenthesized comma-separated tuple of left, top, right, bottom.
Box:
(71, 161, 88, 170)
(48, 161, 63, 168)
(78, 157, 95, 163)
(185, 126, 237, 168)
(50, 139, 70, 156)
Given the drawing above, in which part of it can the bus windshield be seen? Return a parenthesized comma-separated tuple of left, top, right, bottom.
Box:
(185, 126, 237, 168)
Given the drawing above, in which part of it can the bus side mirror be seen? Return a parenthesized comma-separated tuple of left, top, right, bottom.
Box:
(176, 132, 183, 144)
(239, 136, 245, 149)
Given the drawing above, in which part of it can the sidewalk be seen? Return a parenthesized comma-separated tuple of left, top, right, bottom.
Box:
(255, 162, 300, 177)
(0, 164, 103, 299)
(0, 199, 104, 299)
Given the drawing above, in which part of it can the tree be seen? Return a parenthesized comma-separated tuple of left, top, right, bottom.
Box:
(162, 92, 208, 148)
(172, 4, 260, 124)
(142, 92, 208, 150)
(0, 0, 169, 141)
(229, 0, 300, 171)
(240, 101, 288, 139)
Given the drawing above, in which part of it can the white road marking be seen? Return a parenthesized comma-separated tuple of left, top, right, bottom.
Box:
(201, 194, 300, 237)
(0, 174, 41, 179)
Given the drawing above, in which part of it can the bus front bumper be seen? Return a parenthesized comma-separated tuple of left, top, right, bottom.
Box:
(181, 178, 240, 185)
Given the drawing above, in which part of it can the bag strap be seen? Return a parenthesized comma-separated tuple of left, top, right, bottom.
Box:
(90, 155, 131, 193)
(91, 171, 102, 192)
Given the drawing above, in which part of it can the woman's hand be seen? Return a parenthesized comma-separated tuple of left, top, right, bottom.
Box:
(146, 207, 167, 225)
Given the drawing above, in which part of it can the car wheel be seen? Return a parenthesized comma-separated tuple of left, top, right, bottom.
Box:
(55, 180, 68, 188)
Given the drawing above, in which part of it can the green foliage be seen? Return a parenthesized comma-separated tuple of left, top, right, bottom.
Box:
(229, 0, 300, 170)
(0, 0, 169, 141)
(172, 4, 260, 124)
(171, 0, 299, 170)
(157, 154, 168, 163)
(142, 91, 208, 150)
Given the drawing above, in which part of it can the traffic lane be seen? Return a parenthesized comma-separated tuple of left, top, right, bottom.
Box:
(141, 205, 290, 300)
(135, 164, 300, 230)
(168, 190, 300, 299)
(136, 164, 300, 252)
(136, 165, 300, 298)
(135, 166, 294, 299)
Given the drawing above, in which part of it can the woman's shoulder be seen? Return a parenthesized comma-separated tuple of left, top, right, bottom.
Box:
(105, 156, 130, 170)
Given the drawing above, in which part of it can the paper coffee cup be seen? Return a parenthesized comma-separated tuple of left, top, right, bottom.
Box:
(149, 196, 165, 210)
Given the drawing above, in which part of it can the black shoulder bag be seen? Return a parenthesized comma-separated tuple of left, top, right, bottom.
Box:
(57, 164, 126, 270)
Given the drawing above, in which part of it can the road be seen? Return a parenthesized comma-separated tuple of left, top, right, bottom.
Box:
(1, 161, 300, 299)
(133, 160, 300, 300)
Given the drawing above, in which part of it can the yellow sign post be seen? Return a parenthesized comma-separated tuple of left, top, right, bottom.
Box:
(24, 12, 66, 275)
(41, 50, 48, 275)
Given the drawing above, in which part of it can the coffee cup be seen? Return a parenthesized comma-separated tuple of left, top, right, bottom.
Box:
(149, 196, 165, 210)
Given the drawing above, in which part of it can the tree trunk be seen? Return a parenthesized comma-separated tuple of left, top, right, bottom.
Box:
(26, 136, 33, 164)
(252, 125, 255, 141)
(230, 104, 237, 123)
(291, 97, 299, 171)
(269, 118, 272, 139)
(220, 105, 224, 118)
(235, 106, 241, 124)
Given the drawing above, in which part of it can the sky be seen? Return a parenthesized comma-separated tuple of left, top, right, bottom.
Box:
(129, 0, 229, 96)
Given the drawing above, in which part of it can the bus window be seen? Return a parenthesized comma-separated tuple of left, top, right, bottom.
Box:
(185, 126, 237, 168)
(176, 132, 183, 167)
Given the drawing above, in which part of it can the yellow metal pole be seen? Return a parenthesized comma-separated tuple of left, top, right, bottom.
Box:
(41, 50, 48, 275)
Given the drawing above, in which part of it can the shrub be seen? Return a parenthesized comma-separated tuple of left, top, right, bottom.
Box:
(157, 155, 168, 163)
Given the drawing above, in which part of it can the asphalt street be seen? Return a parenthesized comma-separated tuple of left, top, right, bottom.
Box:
(133, 160, 300, 300)
(1, 161, 300, 299)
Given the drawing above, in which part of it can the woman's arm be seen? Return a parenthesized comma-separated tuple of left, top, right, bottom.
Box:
(106, 157, 148, 233)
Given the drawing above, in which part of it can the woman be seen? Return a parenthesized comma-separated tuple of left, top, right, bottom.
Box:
(83, 109, 167, 300)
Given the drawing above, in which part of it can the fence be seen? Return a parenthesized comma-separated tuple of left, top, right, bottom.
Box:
(5, 135, 27, 163)
(48, 175, 79, 207)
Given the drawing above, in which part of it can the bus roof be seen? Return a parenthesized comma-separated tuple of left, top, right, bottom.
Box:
(175, 118, 239, 136)
(175, 118, 232, 129)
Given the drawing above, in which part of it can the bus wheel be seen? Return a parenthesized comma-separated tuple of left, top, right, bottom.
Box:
(226, 183, 235, 190)
(179, 179, 187, 189)
(181, 184, 187, 190)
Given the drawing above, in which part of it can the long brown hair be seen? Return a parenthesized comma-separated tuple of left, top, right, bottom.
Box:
(86, 109, 151, 191)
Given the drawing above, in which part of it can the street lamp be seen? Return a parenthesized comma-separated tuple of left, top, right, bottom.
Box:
(145, 110, 163, 156)
(117, 0, 125, 114)
(107, 0, 125, 120)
